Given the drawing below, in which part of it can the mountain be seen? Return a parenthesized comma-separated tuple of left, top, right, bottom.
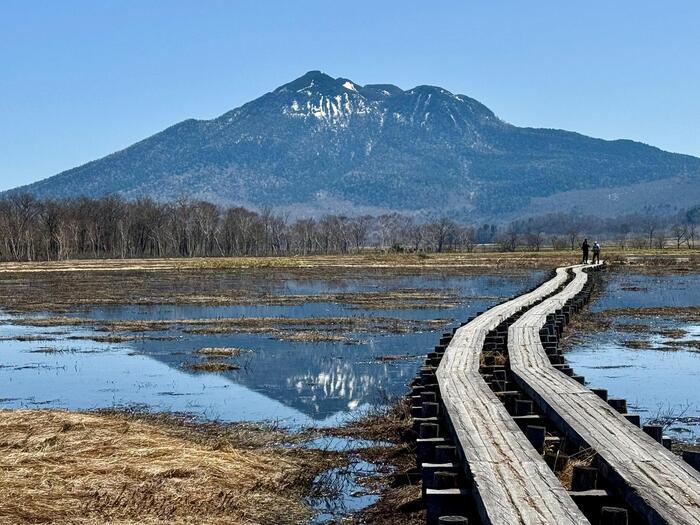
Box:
(11, 70, 700, 219)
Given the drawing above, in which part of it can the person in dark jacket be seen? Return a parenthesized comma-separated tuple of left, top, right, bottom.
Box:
(581, 239, 590, 264)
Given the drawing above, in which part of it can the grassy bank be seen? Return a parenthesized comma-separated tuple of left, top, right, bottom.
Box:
(0, 250, 697, 314)
(0, 409, 340, 525)
(0, 248, 698, 274)
(0, 403, 423, 525)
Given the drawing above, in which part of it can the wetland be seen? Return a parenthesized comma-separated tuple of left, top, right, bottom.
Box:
(1, 253, 698, 524)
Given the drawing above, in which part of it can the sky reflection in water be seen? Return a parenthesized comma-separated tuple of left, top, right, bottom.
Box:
(566, 272, 700, 442)
(1, 273, 543, 428)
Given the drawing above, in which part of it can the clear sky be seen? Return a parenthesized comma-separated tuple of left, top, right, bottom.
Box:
(2, 0, 699, 191)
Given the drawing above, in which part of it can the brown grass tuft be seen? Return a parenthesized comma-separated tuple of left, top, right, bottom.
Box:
(622, 339, 653, 350)
(0, 409, 335, 525)
(557, 448, 597, 489)
(195, 347, 251, 357)
(480, 351, 508, 366)
(185, 362, 239, 372)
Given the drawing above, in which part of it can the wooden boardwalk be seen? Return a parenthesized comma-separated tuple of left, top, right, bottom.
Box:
(436, 267, 589, 524)
(508, 265, 700, 525)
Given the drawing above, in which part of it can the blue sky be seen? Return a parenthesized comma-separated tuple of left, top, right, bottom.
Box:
(1, 0, 699, 191)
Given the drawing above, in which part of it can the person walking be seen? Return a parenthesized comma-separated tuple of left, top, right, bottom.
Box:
(592, 241, 600, 264)
(581, 238, 590, 264)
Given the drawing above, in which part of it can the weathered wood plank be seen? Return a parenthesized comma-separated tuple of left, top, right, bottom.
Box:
(509, 265, 700, 525)
(436, 267, 588, 524)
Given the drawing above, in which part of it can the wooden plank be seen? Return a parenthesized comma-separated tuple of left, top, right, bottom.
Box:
(436, 267, 589, 524)
(509, 265, 700, 525)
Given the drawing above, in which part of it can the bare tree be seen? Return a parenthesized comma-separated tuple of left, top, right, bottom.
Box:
(550, 235, 567, 251)
(525, 231, 543, 252)
(499, 228, 518, 252)
(641, 215, 658, 249)
(349, 216, 372, 253)
(671, 224, 688, 249)
(426, 218, 457, 253)
(567, 229, 579, 251)
(687, 223, 696, 249)
(1, 195, 697, 261)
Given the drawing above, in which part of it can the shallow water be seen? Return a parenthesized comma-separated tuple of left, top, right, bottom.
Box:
(0, 272, 544, 428)
(566, 271, 700, 443)
(308, 459, 382, 523)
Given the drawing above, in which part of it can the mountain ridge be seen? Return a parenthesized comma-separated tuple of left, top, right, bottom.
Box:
(9, 70, 700, 220)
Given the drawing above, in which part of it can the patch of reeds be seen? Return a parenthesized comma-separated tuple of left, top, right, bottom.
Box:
(480, 351, 508, 366)
(331, 398, 413, 444)
(277, 330, 351, 343)
(0, 409, 340, 525)
(601, 307, 700, 322)
(660, 340, 700, 351)
(622, 339, 653, 350)
(359, 484, 424, 525)
(374, 354, 412, 362)
(185, 362, 239, 372)
(0, 334, 57, 342)
(557, 448, 597, 489)
(330, 398, 425, 525)
(656, 328, 688, 339)
(195, 347, 251, 357)
(68, 334, 136, 343)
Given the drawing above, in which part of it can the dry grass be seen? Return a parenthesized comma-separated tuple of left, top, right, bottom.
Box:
(600, 307, 700, 322)
(556, 448, 597, 490)
(332, 400, 413, 446)
(622, 340, 653, 350)
(480, 351, 508, 366)
(0, 409, 338, 525)
(185, 362, 240, 372)
(29, 346, 83, 354)
(614, 323, 650, 333)
(374, 355, 414, 362)
(69, 334, 137, 344)
(1, 251, 696, 314)
(9, 316, 449, 348)
(562, 304, 700, 354)
(358, 484, 424, 525)
(328, 399, 425, 525)
(0, 334, 57, 342)
(657, 328, 688, 339)
(0, 249, 697, 275)
(195, 347, 251, 357)
(275, 330, 350, 343)
(660, 340, 700, 351)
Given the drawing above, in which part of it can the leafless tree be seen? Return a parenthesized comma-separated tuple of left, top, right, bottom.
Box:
(525, 231, 544, 252)
(567, 229, 579, 251)
(671, 224, 688, 249)
(426, 218, 457, 253)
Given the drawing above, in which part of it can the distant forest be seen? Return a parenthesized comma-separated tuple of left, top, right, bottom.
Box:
(0, 194, 697, 261)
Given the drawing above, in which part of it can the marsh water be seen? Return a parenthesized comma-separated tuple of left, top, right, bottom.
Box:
(1, 267, 699, 521)
(2, 270, 698, 437)
(565, 271, 700, 443)
(0, 272, 544, 428)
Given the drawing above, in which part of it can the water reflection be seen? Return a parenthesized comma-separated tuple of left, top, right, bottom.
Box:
(1, 272, 544, 427)
(567, 271, 700, 443)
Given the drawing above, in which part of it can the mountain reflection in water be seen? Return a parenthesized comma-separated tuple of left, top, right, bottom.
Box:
(1, 273, 544, 427)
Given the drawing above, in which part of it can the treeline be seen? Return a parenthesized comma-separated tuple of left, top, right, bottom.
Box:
(507, 208, 699, 251)
(0, 194, 697, 262)
(0, 194, 478, 261)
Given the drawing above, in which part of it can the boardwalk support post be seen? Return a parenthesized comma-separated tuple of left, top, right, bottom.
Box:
(571, 465, 598, 491)
(600, 506, 628, 525)
(525, 425, 546, 454)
